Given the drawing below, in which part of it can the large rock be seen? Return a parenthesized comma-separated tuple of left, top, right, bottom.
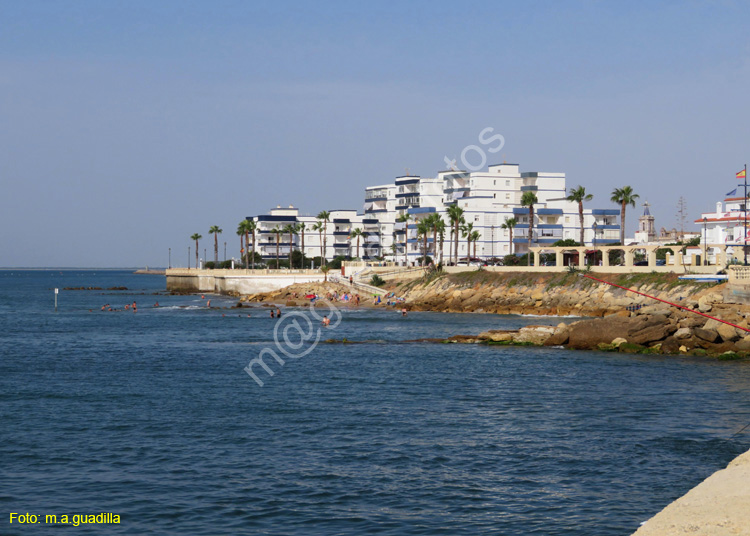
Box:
(716, 322, 743, 342)
(673, 327, 692, 340)
(544, 324, 570, 346)
(694, 328, 719, 343)
(514, 325, 556, 345)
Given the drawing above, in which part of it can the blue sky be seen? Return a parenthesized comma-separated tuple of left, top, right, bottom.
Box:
(2, 1, 749, 267)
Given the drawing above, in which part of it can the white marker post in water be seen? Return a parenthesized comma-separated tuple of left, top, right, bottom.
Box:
(54, 288, 58, 312)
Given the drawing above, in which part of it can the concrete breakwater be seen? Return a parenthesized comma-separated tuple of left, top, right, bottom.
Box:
(631, 448, 750, 536)
(166, 268, 326, 294)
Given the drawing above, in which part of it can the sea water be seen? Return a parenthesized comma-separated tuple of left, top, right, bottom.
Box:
(1, 270, 749, 535)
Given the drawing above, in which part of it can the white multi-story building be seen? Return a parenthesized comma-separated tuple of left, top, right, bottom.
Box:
(246, 163, 622, 266)
(250, 206, 383, 265)
(364, 163, 620, 264)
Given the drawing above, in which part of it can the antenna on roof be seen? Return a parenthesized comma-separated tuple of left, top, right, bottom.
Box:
(405, 168, 410, 176)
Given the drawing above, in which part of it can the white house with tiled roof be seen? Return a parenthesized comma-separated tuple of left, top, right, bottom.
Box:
(695, 185, 750, 262)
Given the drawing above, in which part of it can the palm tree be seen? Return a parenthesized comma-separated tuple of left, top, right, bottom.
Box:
(349, 227, 364, 259)
(461, 221, 474, 262)
(312, 221, 324, 267)
(246, 219, 258, 270)
(190, 233, 202, 269)
(236, 227, 244, 267)
(396, 213, 411, 266)
(521, 191, 538, 265)
(610, 186, 640, 248)
(447, 205, 465, 265)
(317, 211, 331, 266)
(282, 224, 297, 268)
(417, 219, 431, 267)
(271, 226, 282, 269)
(209, 226, 222, 265)
(435, 217, 447, 266)
(470, 230, 481, 259)
(295, 222, 307, 267)
(501, 218, 517, 256)
(567, 185, 593, 246)
(425, 213, 441, 262)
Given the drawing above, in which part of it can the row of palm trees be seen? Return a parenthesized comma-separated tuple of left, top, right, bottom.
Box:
(188, 185, 639, 269)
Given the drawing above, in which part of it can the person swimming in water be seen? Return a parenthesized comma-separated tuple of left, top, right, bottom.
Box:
(322, 315, 330, 326)
(276, 308, 281, 318)
(270, 309, 275, 318)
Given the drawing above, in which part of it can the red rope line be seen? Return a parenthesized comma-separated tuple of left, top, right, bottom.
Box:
(580, 273, 750, 333)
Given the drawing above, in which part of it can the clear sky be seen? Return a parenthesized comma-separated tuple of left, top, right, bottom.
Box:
(2, 0, 749, 267)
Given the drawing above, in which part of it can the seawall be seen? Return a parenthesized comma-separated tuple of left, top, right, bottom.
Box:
(166, 268, 326, 295)
(631, 448, 750, 535)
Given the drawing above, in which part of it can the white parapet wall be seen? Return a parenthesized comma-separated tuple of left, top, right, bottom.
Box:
(166, 269, 326, 295)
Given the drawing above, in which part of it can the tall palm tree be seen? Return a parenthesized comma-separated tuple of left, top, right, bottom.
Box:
(190, 233, 202, 269)
(237, 220, 251, 268)
(501, 217, 517, 256)
(209, 226, 222, 265)
(236, 227, 244, 267)
(417, 219, 431, 267)
(567, 185, 594, 246)
(610, 186, 640, 248)
(521, 191, 538, 265)
(317, 211, 331, 266)
(349, 227, 364, 259)
(471, 230, 481, 260)
(447, 205, 465, 265)
(435, 217, 446, 266)
(295, 222, 307, 267)
(282, 224, 297, 268)
(312, 221, 324, 267)
(396, 213, 411, 266)
(461, 221, 474, 262)
(246, 219, 257, 270)
(271, 226, 282, 269)
(425, 213, 441, 261)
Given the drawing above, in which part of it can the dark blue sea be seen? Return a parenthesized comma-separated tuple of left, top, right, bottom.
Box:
(2, 270, 750, 535)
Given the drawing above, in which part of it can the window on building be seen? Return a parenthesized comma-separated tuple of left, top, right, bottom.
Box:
(505, 193, 510, 200)
(493, 193, 496, 198)
(565, 217, 570, 223)
(493, 180, 496, 186)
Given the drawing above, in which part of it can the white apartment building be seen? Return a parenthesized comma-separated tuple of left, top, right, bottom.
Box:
(365, 164, 620, 264)
(246, 163, 622, 266)
(250, 206, 383, 265)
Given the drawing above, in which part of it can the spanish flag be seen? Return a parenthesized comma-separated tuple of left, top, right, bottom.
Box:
(738, 169, 746, 179)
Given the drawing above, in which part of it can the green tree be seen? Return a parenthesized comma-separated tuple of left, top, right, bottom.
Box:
(317, 211, 331, 266)
(271, 226, 282, 269)
(610, 186, 639, 247)
(209, 225, 223, 265)
(417, 219, 431, 267)
(295, 222, 307, 267)
(521, 191, 538, 265)
(282, 223, 298, 268)
(501, 217, 517, 256)
(396, 213, 411, 265)
(190, 233, 202, 269)
(349, 227, 364, 259)
(461, 221, 475, 261)
(567, 185, 593, 246)
(246, 219, 258, 270)
(312, 221, 324, 267)
(434, 216, 446, 265)
(470, 230, 481, 259)
(447, 205, 465, 265)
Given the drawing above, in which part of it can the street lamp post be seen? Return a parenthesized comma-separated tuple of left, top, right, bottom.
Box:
(703, 217, 708, 266)
(188, 247, 191, 270)
(224, 241, 227, 263)
(169, 248, 171, 269)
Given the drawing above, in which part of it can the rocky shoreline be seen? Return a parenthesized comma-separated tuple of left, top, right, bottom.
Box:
(236, 271, 750, 358)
